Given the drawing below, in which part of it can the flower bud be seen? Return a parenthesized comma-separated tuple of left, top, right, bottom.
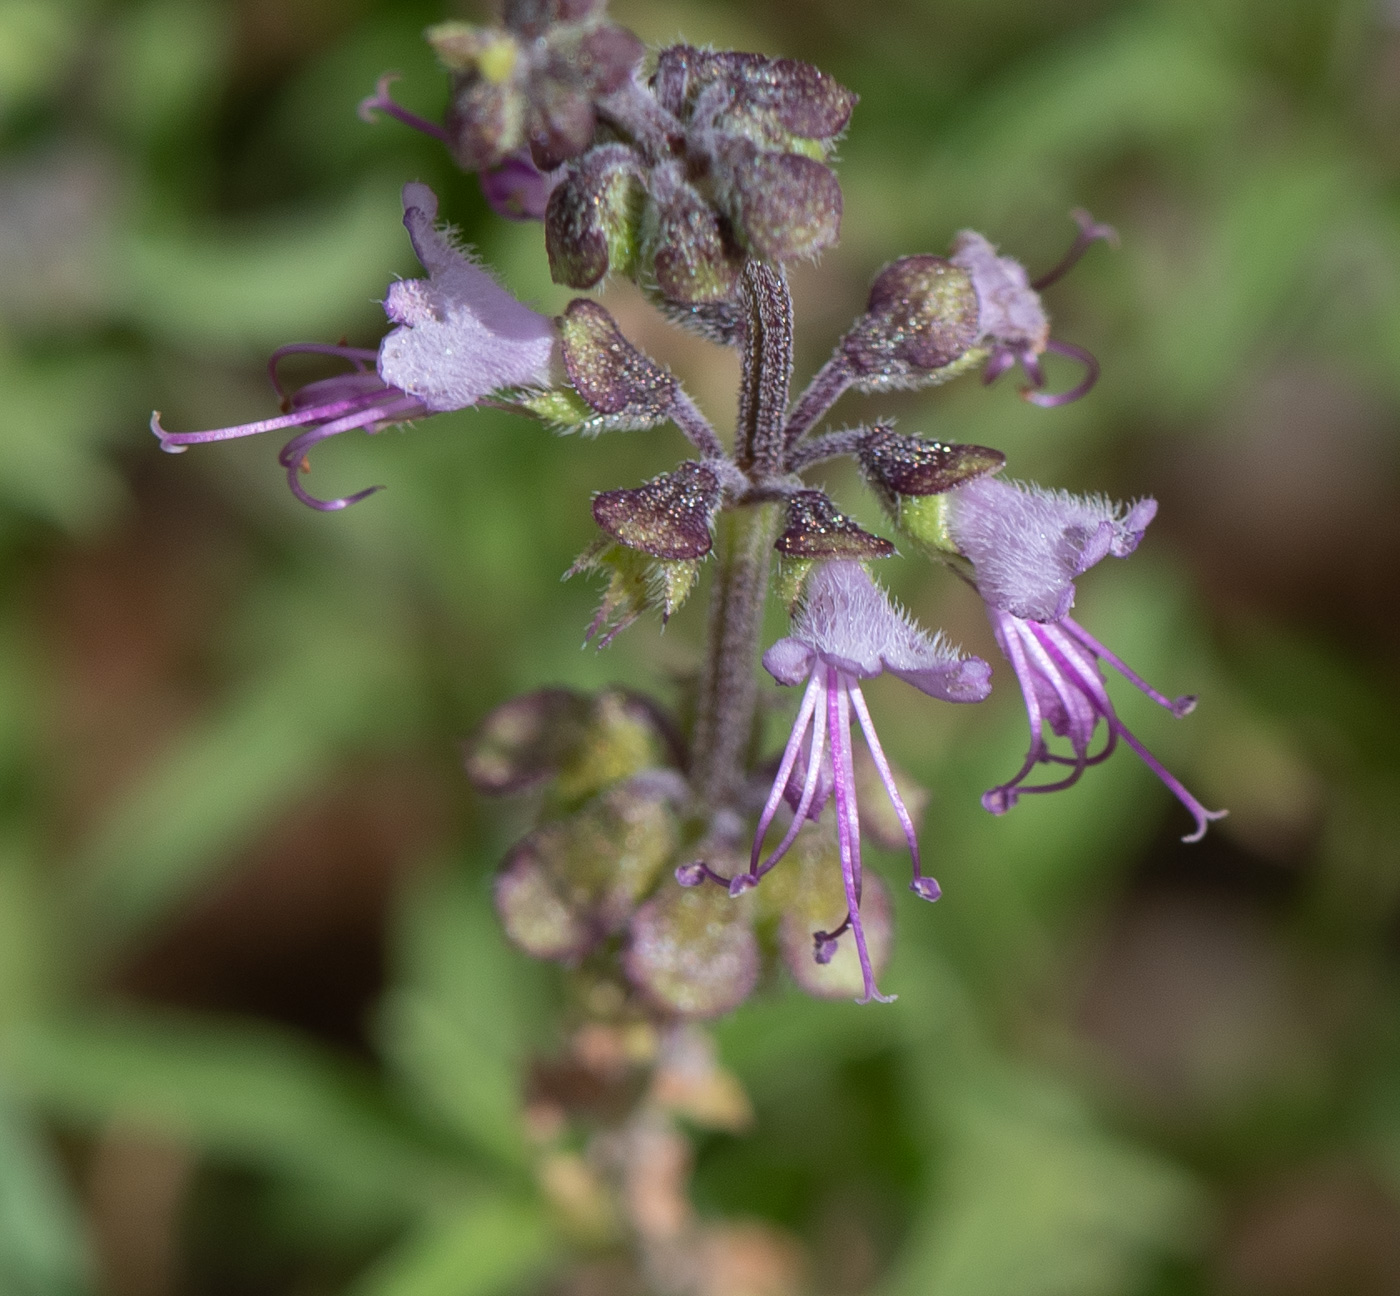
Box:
(463, 687, 593, 795)
(593, 462, 722, 561)
(558, 298, 677, 431)
(568, 542, 701, 646)
(653, 47, 855, 149)
(645, 164, 743, 305)
(841, 255, 983, 392)
(495, 775, 683, 962)
(711, 139, 842, 262)
(625, 881, 760, 1018)
(545, 145, 647, 288)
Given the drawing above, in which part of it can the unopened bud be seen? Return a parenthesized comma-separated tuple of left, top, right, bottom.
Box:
(653, 47, 854, 147)
(463, 687, 592, 795)
(841, 256, 982, 392)
(593, 462, 721, 560)
(495, 775, 682, 962)
(558, 298, 676, 430)
(714, 140, 842, 262)
(647, 165, 743, 304)
(625, 882, 760, 1018)
(545, 145, 646, 288)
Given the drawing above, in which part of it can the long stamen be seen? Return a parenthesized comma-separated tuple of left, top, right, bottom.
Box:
(1113, 724, 1229, 843)
(983, 611, 1052, 813)
(1031, 209, 1119, 292)
(745, 670, 824, 885)
(1021, 339, 1100, 408)
(268, 344, 378, 399)
(151, 389, 393, 451)
(1037, 622, 1225, 841)
(754, 674, 830, 882)
(358, 74, 450, 143)
(847, 683, 938, 902)
(1059, 616, 1196, 716)
(829, 670, 894, 1005)
(278, 394, 421, 511)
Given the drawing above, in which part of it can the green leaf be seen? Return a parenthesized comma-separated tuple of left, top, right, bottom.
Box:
(3, 1012, 466, 1220)
(880, 1068, 1204, 1296)
(378, 867, 548, 1168)
(0, 1085, 91, 1296)
(0, 349, 134, 532)
(350, 1196, 555, 1296)
(70, 599, 410, 955)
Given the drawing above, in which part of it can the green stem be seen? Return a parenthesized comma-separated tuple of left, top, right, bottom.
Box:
(690, 501, 780, 808)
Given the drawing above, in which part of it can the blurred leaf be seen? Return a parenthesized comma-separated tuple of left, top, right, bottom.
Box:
(0, 839, 59, 1033)
(117, 177, 410, 352)
(378, 866, 550, 1168)
(0, 349, 134, 532)
(350, 1196, 555, 1296)
(906, 11, 1250, 229)
(71, 596, 413, 953)
(3, 1012, 467, 1219)
(0, 0, 85, 119)
(0, 1084, 91, 1296)
(97, 0, 231, 142)
(880, 1068, 1204, 1296)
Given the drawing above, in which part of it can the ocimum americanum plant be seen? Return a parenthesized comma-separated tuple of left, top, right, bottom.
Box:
(153, 0, 1224, 1281)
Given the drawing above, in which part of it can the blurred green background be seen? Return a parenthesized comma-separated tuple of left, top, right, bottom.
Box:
(2, 0, 1400, 1292)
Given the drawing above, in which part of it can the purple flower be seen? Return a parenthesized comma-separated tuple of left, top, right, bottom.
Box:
(684, 561, 991, 1004)
(946, 476, 1227, 842)
(951, 210, 1115, 408)
(151, 183, 556, 510)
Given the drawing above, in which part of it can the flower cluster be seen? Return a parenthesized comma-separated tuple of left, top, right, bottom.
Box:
(154, 0, 1223, 1010)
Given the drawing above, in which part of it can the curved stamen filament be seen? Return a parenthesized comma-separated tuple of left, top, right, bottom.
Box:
(847, 682, 936, 900)
(829, 668, 894, 1004)
(1021, 339, 1099, 408)
(1031, 209, 1119, 292)
(748, 669, 827, 880)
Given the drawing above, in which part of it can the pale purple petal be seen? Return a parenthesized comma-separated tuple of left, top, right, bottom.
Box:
(950, 230, 1049, 351)
(788, 561, 987, 692)
(377, 183, 557, 412)
(946, 476, 1159, 621)
(763, 636, 817, 686)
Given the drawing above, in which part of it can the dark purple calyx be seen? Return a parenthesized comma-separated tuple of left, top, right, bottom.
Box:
(841, 256, 981, 389)
(592, 461, 722, 560)
(858, 427, 1005, 502)
(775, 490, 895, 560)
(559, 298, 676, 426)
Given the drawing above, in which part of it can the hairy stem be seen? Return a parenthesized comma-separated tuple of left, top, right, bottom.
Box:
(690, 502, 780, 807)
(735, 261, 794, 482)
